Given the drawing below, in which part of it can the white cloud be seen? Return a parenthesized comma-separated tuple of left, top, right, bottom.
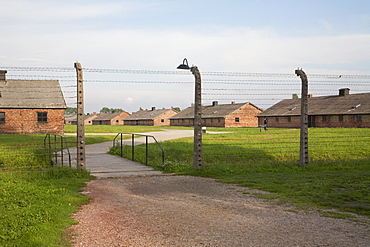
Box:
(1, 0, 150, 22)
(2, 25, 370, 72)
(2, 22, 370, 111)
(2, 20, 370, 72)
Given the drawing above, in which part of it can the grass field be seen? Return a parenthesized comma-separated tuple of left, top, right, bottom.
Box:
(110, 127, 370, 219)
(0, 125, 167, 246)
(1, 125, 369, 246)
(0, 168, 93, 246)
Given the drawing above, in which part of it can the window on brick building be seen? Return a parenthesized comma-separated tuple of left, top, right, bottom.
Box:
(235, 117, 240, 122)
(37, 112, 48, 122)
(322, 115, 327, 122)
(339, 115, 344, 122)
(287, 116, 291, 122)
(356, 114, 362, 121)
(275, 117, 279, 122)
(161, 119, 164, 123)
(0, 112, 5, 123)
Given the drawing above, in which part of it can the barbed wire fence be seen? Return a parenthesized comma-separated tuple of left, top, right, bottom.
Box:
(0, 65, 369, 169)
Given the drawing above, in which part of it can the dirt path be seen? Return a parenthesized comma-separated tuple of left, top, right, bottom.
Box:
(71, 176, 369, 246)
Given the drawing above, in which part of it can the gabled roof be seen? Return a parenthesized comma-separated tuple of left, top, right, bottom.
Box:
(92, 111, 128, 121)
(64, 114, 76, 121)
(65, 114, 99, 122)
(124, 109, 176, 121)
(171, 102, 262, 119)
(257, 92, 370, 117)
(0, 79, 66, 109)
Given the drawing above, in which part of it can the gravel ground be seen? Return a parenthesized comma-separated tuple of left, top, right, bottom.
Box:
(71, 176, 369, 247)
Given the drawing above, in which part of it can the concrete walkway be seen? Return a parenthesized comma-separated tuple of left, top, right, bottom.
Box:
(67, 129, 225, 179)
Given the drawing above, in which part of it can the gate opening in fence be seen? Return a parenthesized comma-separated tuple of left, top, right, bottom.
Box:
(113, 133, 164, 166)
(44, 134, 71, 167)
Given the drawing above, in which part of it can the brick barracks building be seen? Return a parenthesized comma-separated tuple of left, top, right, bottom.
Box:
(170, 101, 262, 128)
(0, 70, 66, 135)
(257, 88, 370, 128)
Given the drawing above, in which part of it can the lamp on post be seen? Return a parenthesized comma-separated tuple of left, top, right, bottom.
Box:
(177, 58, 202, 169)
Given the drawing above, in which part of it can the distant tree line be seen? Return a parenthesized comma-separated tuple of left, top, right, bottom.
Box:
(65, 107, 77, 115)
(99, 107, 124, 113)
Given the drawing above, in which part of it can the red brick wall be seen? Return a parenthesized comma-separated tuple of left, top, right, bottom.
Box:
(110, 112, 130, 125)
(124, 120, 138, 126)
(0, 108, 64, 134)
(153, 110, 178, 126)
(224, 104, 261, 127)
(258, 116, 300, 128)
(170, 118, 193, 127)
(202, 118, 225, 127)
(85, 115, 98, 125)
(124, 110, 177, 126)
(171, 105, 261, 128)
(258, 114, 370, 128)
(314, 114, 370, 128)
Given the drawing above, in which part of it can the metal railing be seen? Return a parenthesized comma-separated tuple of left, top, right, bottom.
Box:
(44, 134, 71, 167)
(113, 133, 164, 166)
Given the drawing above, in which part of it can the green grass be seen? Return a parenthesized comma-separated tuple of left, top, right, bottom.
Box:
(0, 167, 93, 246)
(0, 134, 116, 168)
(0, 126, 176, 246)
(112, 127, 370, 219)
(0, 132, 113, 246)
(1, 125, 369, 246)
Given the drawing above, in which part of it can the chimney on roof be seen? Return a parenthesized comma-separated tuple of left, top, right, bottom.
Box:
(339, 88, 350, 96)
(308, 94, 313, 98)
(231, 101, 235, 104)
(212, 101, 218, 106)
(0, 70, 7, 81)
(151, 107, 156, 111)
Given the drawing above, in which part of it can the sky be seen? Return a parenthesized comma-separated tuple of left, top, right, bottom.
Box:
(1, 0, 370, 113)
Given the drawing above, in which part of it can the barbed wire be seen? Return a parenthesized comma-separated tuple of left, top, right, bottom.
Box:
(202, 88, 350, 92)
(0, 67, 74, 72)
(203, 93, 299, 96)
(7, 75, 76, 78)
(1, 66, 369, 79)
(85, 80, 193, 84)
(202, 98, 285, 101)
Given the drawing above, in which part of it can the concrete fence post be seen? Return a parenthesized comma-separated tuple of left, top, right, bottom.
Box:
(74, 62, 86, 169)
(295, 69, 309, 167)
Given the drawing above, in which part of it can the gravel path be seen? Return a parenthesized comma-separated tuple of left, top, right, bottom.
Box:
(71, 176, 369, 246)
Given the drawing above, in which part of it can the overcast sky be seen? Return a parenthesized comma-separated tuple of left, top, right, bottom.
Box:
(1, 0, 370, 113)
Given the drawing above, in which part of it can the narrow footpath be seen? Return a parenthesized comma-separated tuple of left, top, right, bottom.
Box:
(71, 129, 219, 178)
